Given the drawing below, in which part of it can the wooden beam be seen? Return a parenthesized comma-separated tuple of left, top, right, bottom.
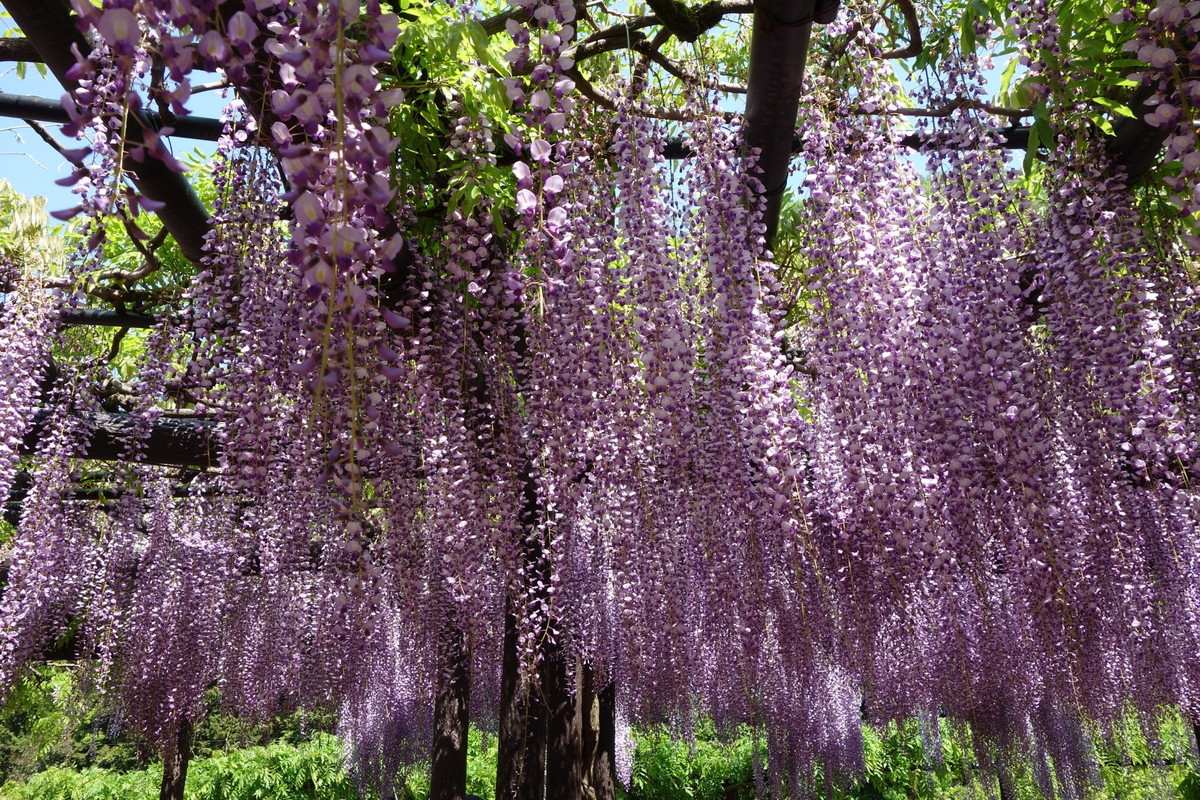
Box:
(0, 92, 224, 142)
(21, 410, 221, 468)
(742, 0, 840, 242)
(0, 37, 39, 63)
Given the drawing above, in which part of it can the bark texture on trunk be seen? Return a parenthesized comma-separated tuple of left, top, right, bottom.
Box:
(496, 607, 546, 800)
(158, 718, 192, 800)
(593, 680, 617, 800)
(543, 652, 583, 800)
(580, 668, 600, 800)
(430, 631, 471, 800)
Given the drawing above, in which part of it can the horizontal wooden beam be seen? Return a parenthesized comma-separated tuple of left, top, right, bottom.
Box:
(60, 309, 158, 328)
(21, 410, 221, 468)
(0, 36, 39, 62)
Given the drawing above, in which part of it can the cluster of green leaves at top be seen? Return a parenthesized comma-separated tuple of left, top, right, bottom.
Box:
(381, 0, 519, 237)
(953, 0, 1149, 173)
(876, 0, 1157, 180)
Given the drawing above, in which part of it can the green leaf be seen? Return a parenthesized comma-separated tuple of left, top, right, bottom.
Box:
(960, 7, 977, 56)
(1108, 58, 1151, 68)
(1092, 95, 1135, 118)
(1020, 109, 1054, 177)
(997, 54, 1019, 98)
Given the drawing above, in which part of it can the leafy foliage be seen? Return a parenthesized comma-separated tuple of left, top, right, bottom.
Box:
(0, 736, 362, 800)
(385, 0, 517, 226)
(628, 725, 758, 800)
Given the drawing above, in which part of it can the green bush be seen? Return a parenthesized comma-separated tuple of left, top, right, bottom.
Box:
(3, 673, 1200, 800)
(0, 766, 158, 800)
(0, 735, 364, 800)
(0, 666, 139, 785)
(628, 720, 757, 800)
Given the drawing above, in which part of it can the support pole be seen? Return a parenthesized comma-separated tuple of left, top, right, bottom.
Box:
(742, 0, 839, 243)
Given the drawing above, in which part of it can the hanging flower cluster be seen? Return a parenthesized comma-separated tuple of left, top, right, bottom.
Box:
(792, 26, 1200, 793)
(0, 274, 59, 507)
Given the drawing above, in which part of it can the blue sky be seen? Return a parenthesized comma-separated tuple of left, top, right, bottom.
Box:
(0, 67, 81, 210)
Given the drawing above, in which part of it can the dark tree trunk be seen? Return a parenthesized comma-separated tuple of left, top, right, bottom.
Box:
(580, 667, 600, 800)
(496, 607, 525, 800)
(544, 651, 583, 800)
(430, 631, 471, 800)
(996, 763, 1015, 800)
(593, 679, 617, 800)
(521, 689, 548, 800)
(496, 606, 548, 800)
(496, 466, 554, 800)
(158, 718, 192, 800)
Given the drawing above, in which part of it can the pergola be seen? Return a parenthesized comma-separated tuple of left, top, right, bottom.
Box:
(0, 2, 1187, 799)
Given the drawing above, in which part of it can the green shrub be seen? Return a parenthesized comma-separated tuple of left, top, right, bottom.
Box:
(628, 720, 757, 800)
(0, 736, 366, 800)
(0, 766, 158, 800)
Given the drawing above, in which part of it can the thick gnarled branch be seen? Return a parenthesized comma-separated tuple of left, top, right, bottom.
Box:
(877, 0, 922, 59)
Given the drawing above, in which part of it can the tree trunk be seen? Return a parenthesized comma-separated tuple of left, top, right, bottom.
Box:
(544, 651, 583, 800)
(158, 717, 192, 800)
(996, 762, 1015, 800)
(430, 630, 471, 800)
(580, 665, 616, 800)
(580, 667, 600, 800)
(522, 689, 548, 800)
(594, 679, 617, 800)
(497, 606, 545, 800)
(496, 468, 553, 800)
